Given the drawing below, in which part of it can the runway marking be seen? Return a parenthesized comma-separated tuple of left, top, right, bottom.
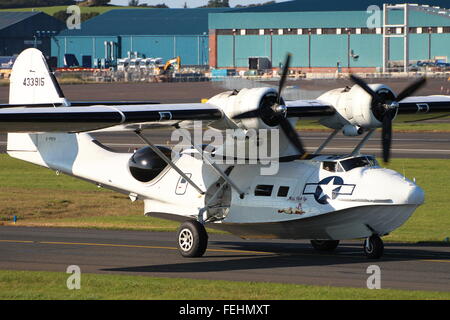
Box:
(0, 240, 34, 244)
(0, 239, 270, 255)
(59, 142, 450, 155)
(2, 239, 450, 264)
(319, 147, 450, 154)
(421, 259, 450, 263)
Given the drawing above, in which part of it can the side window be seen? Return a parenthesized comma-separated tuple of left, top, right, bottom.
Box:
(254, 185, 273, 197)
(322, 161, 336, 172)
(175, 173, 192, 195)
(277, 186, 290, 197)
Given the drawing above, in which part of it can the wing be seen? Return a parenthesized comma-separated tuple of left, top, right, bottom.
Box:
(285, 100, 336, 117)
(398, 95, 450, 114)
(2, 48, 223, 133)
(0, 103, 223, 133)
(234, 99, 336, 119)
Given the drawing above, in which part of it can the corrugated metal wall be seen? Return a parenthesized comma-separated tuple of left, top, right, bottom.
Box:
(212, 9, 450, 69)
(216, 33, 450, 69)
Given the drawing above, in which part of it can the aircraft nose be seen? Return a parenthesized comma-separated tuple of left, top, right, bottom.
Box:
(360, 168, 424, 205)
(405, 184, 425, 205)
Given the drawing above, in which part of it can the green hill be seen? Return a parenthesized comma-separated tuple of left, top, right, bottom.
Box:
(0, 5, 147, 16)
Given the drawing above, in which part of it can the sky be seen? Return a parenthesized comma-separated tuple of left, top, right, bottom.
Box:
(108, 0, 289, 8)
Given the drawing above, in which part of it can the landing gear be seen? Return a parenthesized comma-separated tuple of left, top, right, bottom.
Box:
(363, 235, 384, 259)
(177, 220, 208, 258)
(310, 240, 340, 252)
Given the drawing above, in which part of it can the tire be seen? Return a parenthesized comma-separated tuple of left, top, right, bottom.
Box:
(363, 235, 384, 259)
(310, 240, 340, 252)
(177, 220, 208, 258)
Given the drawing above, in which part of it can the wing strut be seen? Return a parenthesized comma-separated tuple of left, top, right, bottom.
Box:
(314, 128, 339, 154)
(350, 129, 376, 156)
(176, 128, 246, 199)
(134, 130, 206, 195)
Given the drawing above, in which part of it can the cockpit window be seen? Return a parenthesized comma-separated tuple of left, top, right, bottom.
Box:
(340, 156, 379, 171)
(322, 161, 345, 172)
(322, 161, 336, 172)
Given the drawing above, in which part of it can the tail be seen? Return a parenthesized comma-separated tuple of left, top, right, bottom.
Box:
(7, 48, 70, 159)
(9, 48, 68, 106)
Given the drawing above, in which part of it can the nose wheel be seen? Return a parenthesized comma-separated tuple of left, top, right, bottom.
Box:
(177, 220, 208, 257)
(363, 235, 384, 259)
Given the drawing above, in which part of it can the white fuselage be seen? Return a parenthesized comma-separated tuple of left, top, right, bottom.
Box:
(144, 150, 424, 240)
(7, 132, 424, 241)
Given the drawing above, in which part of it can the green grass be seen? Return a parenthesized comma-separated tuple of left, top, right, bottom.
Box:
(0, 5, 151, 16)
(0, 155, 449, 242)
(0, 270, 448, 300)
(383, 158, 450, 243)
(297, 118, 450, 132)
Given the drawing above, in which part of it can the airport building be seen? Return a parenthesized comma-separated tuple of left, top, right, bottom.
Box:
(51, 8, 229, 68)
(0, 11, 65, 57)
(2, 1, 449, 73)
(208, 0, 450, 72)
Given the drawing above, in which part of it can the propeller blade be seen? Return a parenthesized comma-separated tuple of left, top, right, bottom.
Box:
(349, 74, 382, 103)
(395, 77, 427, 102)
(277, 53, 291, 104)
(279, 117, 306, 156)
(381, 111, 393, 163)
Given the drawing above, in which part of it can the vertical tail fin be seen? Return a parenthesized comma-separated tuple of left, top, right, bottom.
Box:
(7, 48, 69, 156)
(9, 48, 68, 105)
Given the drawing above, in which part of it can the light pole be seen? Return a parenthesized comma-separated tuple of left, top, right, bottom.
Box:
(232, 29, 236, 68)
(308, 28, 311, 70)
(428, 27, 432, 61)
(346, 28, 351, 71)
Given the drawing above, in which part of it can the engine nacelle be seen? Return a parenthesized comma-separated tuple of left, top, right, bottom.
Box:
(207, 87, 298, 157)
(318, 83, 396, 131)
(208, 87, 280, 131)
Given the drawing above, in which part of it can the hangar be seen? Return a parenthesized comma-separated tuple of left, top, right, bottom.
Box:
(208, 0, 450, 72)
(51, 8, 230, 68)
(0, 11, 65, 57)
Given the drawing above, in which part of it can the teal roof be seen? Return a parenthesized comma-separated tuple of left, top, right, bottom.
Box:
(210, 7, 450, 29)
(59, 8, 231, 36)
(233, 0, 450, 12)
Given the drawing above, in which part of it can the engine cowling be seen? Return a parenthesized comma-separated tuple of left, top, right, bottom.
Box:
(207, 87, 298, 157)
(208, 87, 283, 131)
(318, 84, 397, 132)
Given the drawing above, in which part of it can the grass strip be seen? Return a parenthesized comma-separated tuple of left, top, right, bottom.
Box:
(0, 270, 448, 300)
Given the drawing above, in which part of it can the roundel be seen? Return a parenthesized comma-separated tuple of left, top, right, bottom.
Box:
(313, 176, 345, 205)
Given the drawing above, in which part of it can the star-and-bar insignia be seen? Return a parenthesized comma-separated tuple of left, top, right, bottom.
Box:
(302, 176, 356, 205)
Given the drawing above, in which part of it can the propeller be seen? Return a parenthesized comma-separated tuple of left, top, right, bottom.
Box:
(233, 53, 307, 156)
(350, 75, 427, 162)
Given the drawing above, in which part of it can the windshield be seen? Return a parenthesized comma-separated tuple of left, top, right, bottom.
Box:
(340, 156, 379, 171)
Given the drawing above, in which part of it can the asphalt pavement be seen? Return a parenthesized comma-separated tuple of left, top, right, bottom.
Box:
(0, 226, 449, 292)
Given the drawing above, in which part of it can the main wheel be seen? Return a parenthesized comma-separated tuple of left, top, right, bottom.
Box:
(177, 220, 208, 258)
(363, 235, 384, 259)
(310, 240, 340, 252)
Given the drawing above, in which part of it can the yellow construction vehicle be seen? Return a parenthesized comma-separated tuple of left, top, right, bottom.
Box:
(156, 56, 181, 75)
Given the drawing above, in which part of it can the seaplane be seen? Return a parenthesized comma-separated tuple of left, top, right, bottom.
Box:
(1, 48, 450, 259)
